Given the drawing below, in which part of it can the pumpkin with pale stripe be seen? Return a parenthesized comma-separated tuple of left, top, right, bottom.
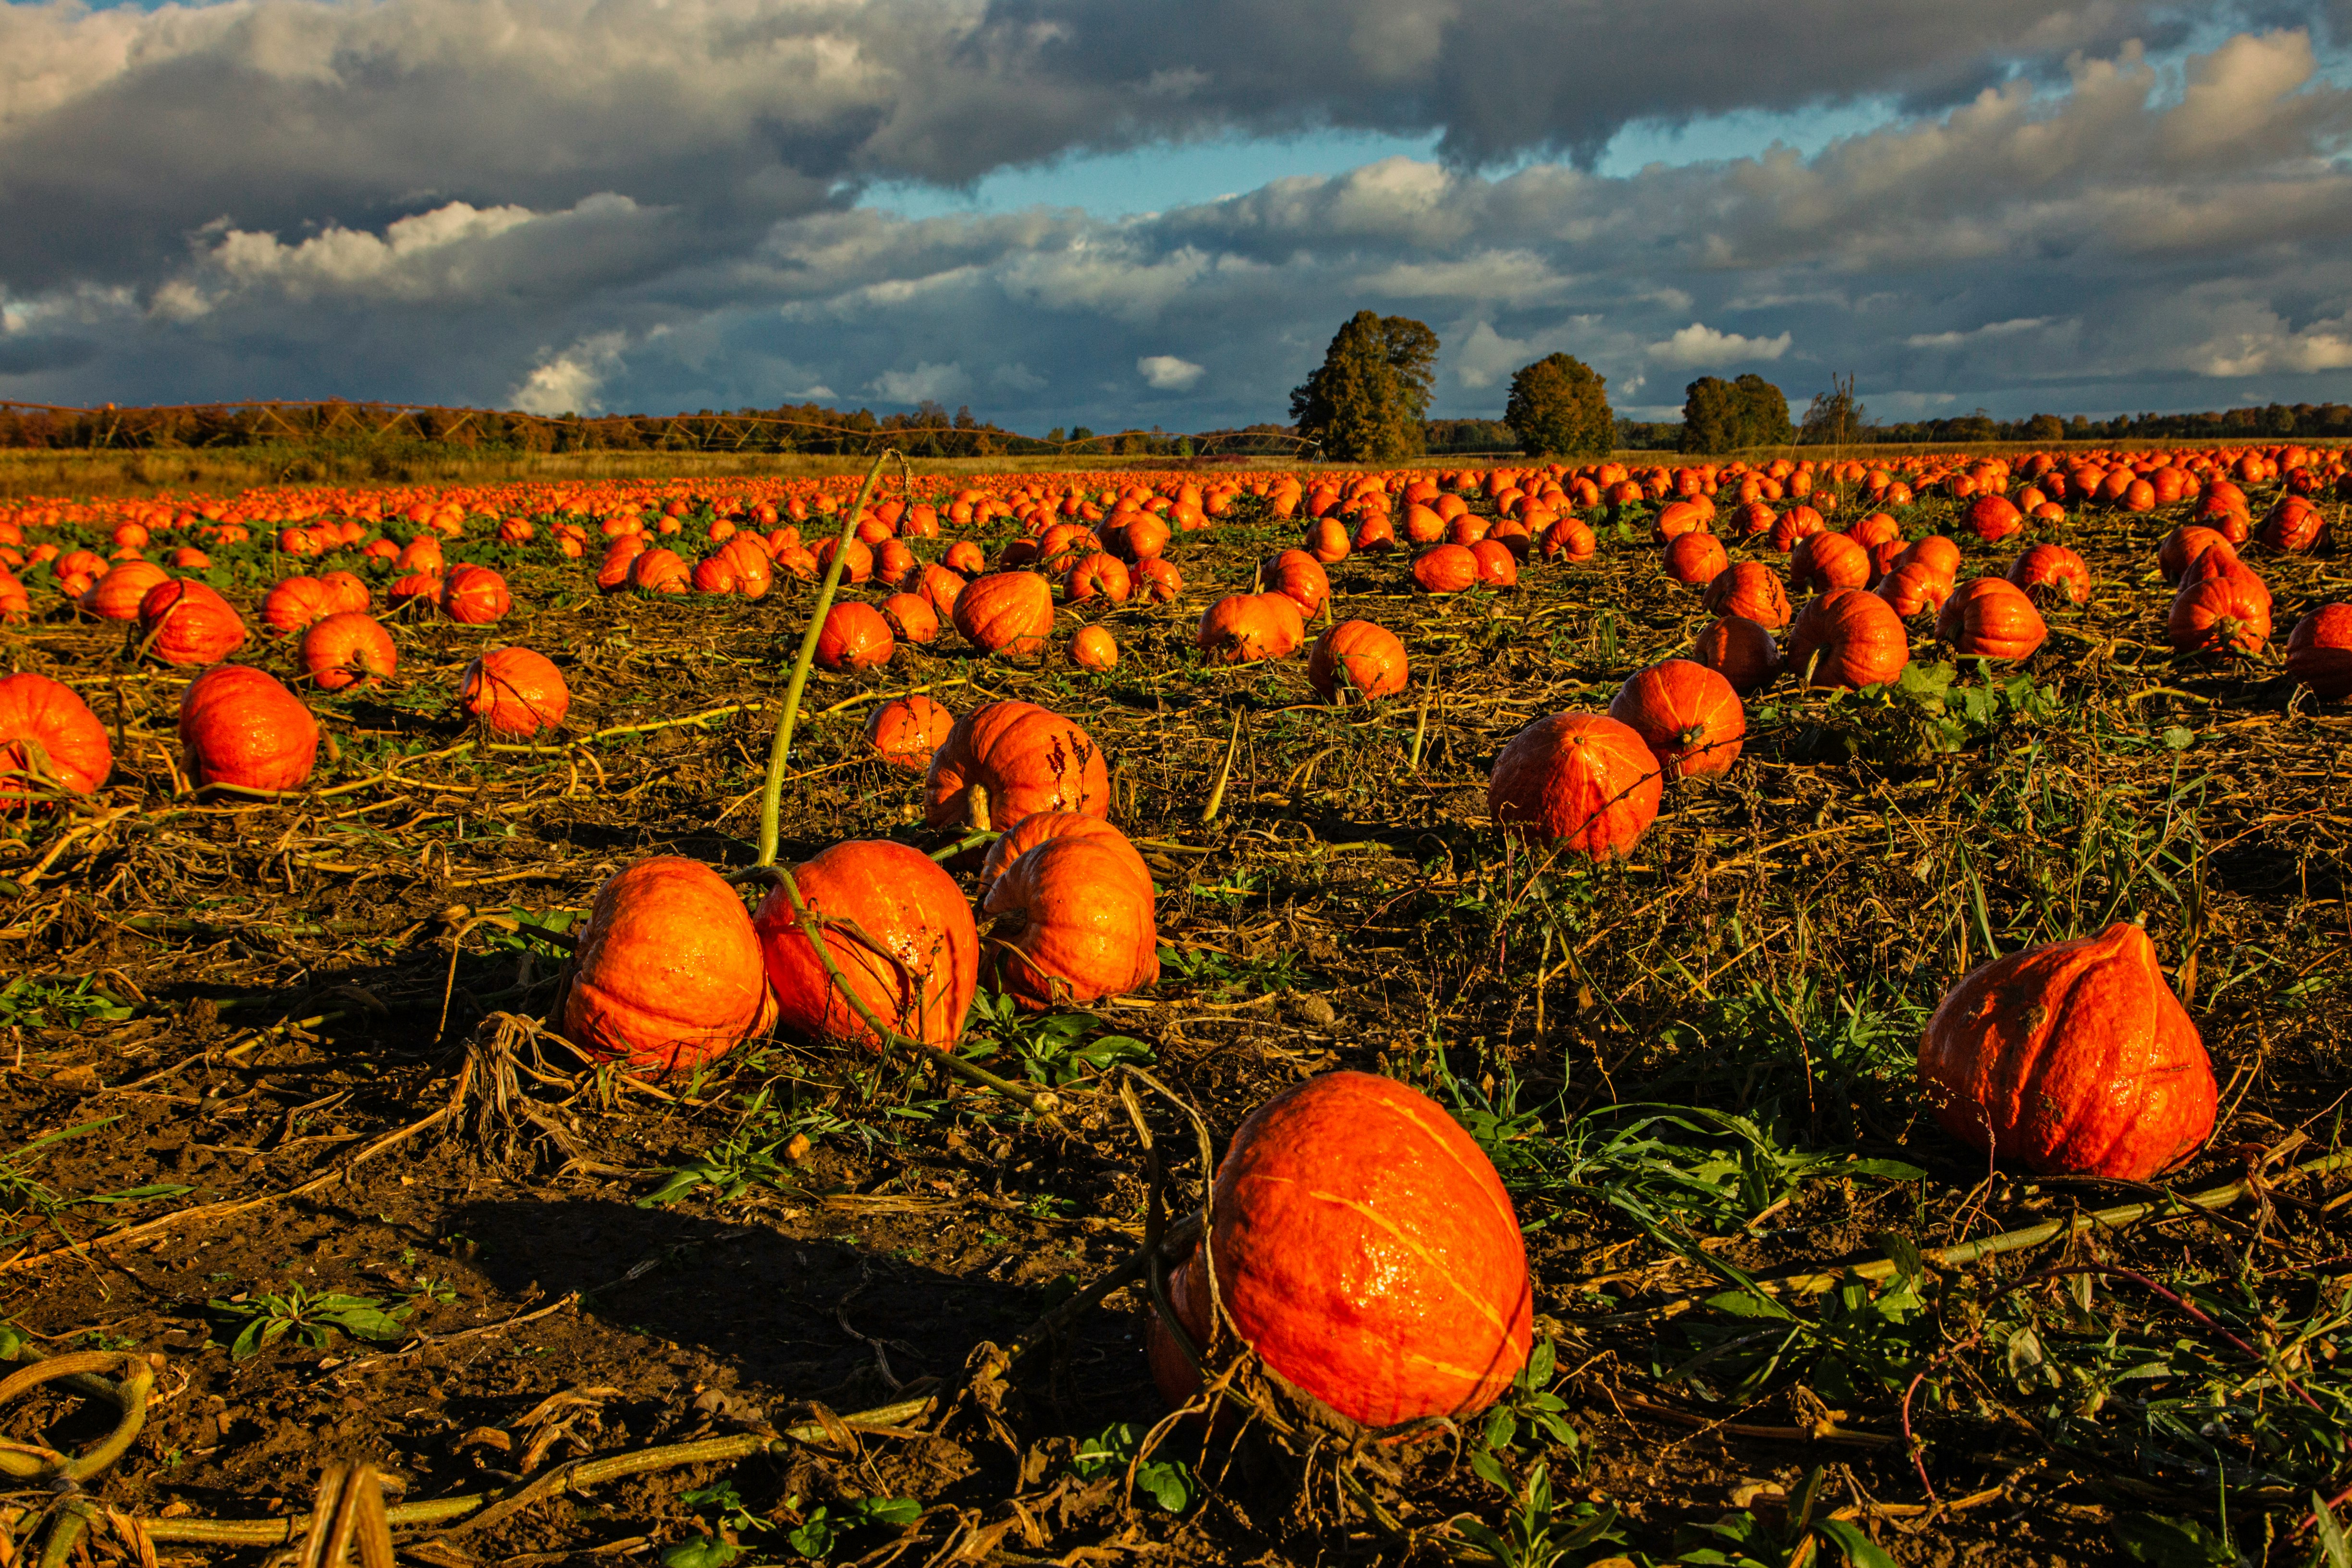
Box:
(1148, 1071, 1531, 1427)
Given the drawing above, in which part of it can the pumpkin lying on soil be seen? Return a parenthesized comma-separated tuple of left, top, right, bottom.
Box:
(757, 839, 978, 1050)
(1487, 713, 1662, 858)
(561, 857, 778, 1076)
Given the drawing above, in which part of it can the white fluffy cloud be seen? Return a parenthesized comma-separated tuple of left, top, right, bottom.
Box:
(1137, 354, 1205, 390)
(1647, 323, 1795, 368)
(0, 14, 2348, 423)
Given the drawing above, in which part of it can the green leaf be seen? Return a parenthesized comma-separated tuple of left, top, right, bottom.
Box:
(2313, 1493, 2351, 1568)
(1816, 1518, 1899, 1568)
(849, 1496, 923, 1529)
(1136, 1460, 1194, 1513)
(2111, 1513, 2242, 1566)
(661, 1535, 743, 1568)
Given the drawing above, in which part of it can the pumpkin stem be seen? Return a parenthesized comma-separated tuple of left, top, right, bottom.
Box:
(757, 447, 903, 869)
(967, 782, 992, 835)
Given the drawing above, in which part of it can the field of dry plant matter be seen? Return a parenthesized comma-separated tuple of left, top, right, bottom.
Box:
(2, 445, 2350, 1568)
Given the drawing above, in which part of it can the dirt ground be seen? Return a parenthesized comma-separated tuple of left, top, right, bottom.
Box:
(3, 460, 2349, 1568)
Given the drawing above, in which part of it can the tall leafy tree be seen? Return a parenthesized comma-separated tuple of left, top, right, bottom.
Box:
(1681, 374, 1793, 453)
(1503, 352, 1613, 457)
(1291, 311, 1438, 461)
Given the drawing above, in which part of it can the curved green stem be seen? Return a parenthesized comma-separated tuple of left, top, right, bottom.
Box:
(757, 447, 903, 869)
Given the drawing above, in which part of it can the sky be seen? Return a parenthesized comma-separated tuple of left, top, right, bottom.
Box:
(1, 0, 2349, 433)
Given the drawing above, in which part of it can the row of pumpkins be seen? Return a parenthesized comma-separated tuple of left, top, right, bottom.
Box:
(2, 447, 2337, 1436)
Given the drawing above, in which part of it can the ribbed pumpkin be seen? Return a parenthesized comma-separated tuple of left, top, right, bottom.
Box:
(0, 672, 112, 802)
(1197, 594, 1304, 663)
(138, 580, 248, 667)
(263, 576, 338, 636)
(1070, 625, 1119, 671)
(1936, 577, 2047, 662)
(865, 694, 954, 771)
(2285, 605, 2352, 699)
(2157, 526, 2236, 585)
(908, 564, 966, 621)
(1894, 535, 1961, 583)
(879, 593, 939, 644)
(813, 537, 874, 584)
(943, 540, 986, 576)
(1919, 923, 2216, 1180)
(629, 548, 690, 594)
(983, 832, 1160, 1009)
(1789, 530, 1871, 593)
(816, 602, 894, 672)
(978, 810, 1133, 886)
(1487, 713, 1662, 858)
(2168, 564, 2272, 654)
(1262, 550, 1331, 617)
(80, 561, 170, 621)
(1690, 614, 1781, 696)
(440, 565, 512, 625)
(952, 572, 1054, 657)
(1540, 517, 1595, 562)
(1152, 1072, 1531, 1429)
(1063, 552, 1133, 605)
(1874, 563, 1951, 621)
(1700, 562, 1790, 629)
(1962, 495, 2024, 543)
(1307, 620, 1409, 703)
(1412, 544, 1480, 594)
(560, 857, 777, 1076)
(924, 700, 1111, 830)
(757, 839, 979, 1050)
(462, 647, 571, 738)
(179, 665, 317, 793)
(300, 612, 399, 691)
(1787, 587, 1909, 688)
(2004, 544, 2089, 606)
(2256, 495, 2325, 554)
(1138, 557, 1184, 602)
(1468, 539, 1518, 587)
(0, 566, 27, 623)
(1607, 660, 1745, 781)
(1655, 530, 1723, 586)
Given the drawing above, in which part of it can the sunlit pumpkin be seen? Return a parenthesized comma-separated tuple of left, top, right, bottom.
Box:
(1307, 620, 1409, 703)
(461, 648, 571, 738)
(757, 839, 979, 1050)
(1487, 713, 1662, 858)
(0, 672, 111, 802)
(924, 700, 1111, 830)
(983, 831, 1161, 1009)
(1607, 660, 1746, 781)
(561, 857, 777, 1076)
(179, 665, 317, 793)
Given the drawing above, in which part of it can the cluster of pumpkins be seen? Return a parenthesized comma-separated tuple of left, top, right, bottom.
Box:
(3, 441, 2344, 1435)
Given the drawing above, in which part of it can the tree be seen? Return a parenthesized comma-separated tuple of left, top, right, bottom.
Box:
(1798, 375, 1867, 445)
(1503, 353, 1613, 458)
(1290, 310, 1439, 461)
(2024, 413, 2066, 443)
(1681, 374, 1794, 453)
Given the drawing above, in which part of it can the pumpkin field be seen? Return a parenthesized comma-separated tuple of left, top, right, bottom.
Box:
(2, 444, 2350, 1568)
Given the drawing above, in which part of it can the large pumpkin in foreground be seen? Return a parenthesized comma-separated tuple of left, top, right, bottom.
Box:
(1152, 1072, 1532, 1429)
(951, 571, 1054, 658)
(561, 857, 777, 1075)
(0, 672, 112, 802)
(924, 700, 1111, 830)
(1487, 712, 1661, 858)
(757, 839, 978, 1050)
(1918, 922, 2216, 1181)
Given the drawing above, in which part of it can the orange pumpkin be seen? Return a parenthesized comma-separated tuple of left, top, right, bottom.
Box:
(1700, 562, 1791, 629)
(1063, 552, 1133, 605)
(1307, 620, 1408, 703)
(0, 566, 27, 623)
(1787, 586, 1909, 688)
(1962, 495, 2024, 543)
(630, 548, 690, 594)
(1412, 544, 1481, 594)
(0, 672, 112, 802)
(1874, 563, 1951, 621)
(924, 700, 1111, 830)
(813, 536, 874, 584)
(1139, 557, 1184, 602)
(1789, 530, 1871, 593)
(1468, 539, 1518, 587)
(138, 579, 248, 667)
(1154, 1071, 1531, 1428)
(2168, 564, 2272, 654)
(943, 539, 987, 576)
(561, 857, 776, 1076)
(952, 572, 1054, 658)
(1920, 922, 2215, 1180)
(1540, 516, 1595, 562)
(2004, 544, 2089, 606)
(1070, 625, 1119, 671)
(983, 831, 1160, 1009)
(816, 602, 895, 672)
(1894, 535, 1961, 583)
(978, 810, 1132, 886)
(757, 840, 979, 1050)
(2285, 604, 2352, 699)
(832, 672, 937, 759)
(1104, 512, 1171, 562)
(2157, 526, 2236, 586)
(1662, 531, 1728, 586)
(301, 612, 399, 690)
(1487, 713, 1662, 858)
(1607, 660, 1745, 780)
(1936, 577, 2047, 662)
(1197, 593, 1304, 663)
(262, 576, 338, 636)
(1690, 614, 1781, 696)
(1262, 550, 1331, 617)
(80, 561, 170, 622)
(440, 564, 512, 625)
(462, 648, 570, 738)
(178, 665, 317, 793)
(2256, 495, 2324, 554)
